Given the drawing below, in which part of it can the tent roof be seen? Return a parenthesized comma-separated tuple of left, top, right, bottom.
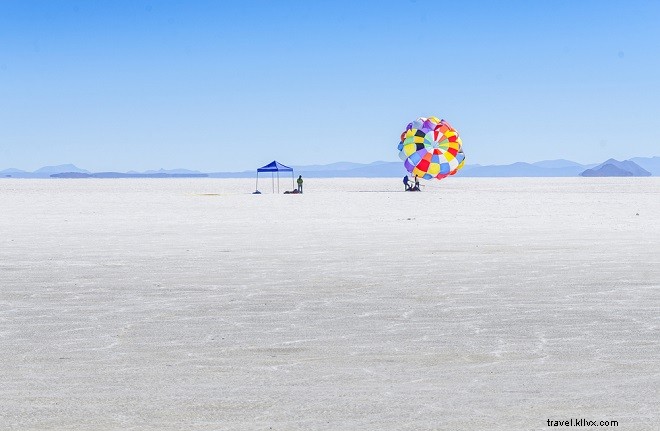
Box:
(257, 161, 293, 172)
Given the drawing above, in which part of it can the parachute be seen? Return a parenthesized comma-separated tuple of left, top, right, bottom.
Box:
(397, 116, 465, 180)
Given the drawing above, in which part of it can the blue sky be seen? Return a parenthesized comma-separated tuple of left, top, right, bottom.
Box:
(1, 0, 659, 172)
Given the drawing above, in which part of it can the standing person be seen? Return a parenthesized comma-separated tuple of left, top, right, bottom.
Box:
(403, 175, 410, 191)
(414, 175, 420, 191)
(297, 175, 303, 193)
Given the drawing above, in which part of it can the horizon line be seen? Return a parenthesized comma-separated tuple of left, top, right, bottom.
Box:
(2, 155, 659, 174)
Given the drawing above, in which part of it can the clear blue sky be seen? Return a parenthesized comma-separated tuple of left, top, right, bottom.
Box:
(1, 0, 659, 172)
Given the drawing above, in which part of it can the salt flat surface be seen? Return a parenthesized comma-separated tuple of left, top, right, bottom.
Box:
(0, 178, 658, 430)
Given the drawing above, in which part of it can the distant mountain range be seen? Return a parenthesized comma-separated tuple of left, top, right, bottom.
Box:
(580, 158, 651, 177)
(1, 156, 658, 178)
(205, 157, 658, 178)
(1, 166, 209, 178)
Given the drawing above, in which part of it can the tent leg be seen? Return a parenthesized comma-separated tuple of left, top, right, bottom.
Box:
(292, 172, 294, 191)
(271, 173, 274, 194)
(255, 173, 259, 192)
(277, 172, 280, 194)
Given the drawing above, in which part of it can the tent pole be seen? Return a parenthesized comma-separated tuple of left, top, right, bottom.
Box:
(292, 171, 294, 190)
(255, 172, 259, 192)
(277, 171, 280, 193)
(271, 173, 274, 193)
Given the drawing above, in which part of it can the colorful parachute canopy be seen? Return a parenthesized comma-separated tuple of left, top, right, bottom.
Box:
(397, 116, 465, 180)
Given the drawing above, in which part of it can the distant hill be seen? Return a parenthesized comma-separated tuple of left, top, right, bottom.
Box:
(34, 164, 89, 174)
(50, 172, 92, 178)
(580, 159, 651, 177)
(3, 164, 90, 178)
(0, 168, 28, 176)
(581, 164, 633, 177)
(630, 156, 660, 175)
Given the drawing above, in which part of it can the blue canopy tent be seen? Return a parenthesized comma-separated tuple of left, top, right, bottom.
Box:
(255, 161, 295, 194)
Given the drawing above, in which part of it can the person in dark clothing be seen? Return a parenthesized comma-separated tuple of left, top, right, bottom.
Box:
(403, 175, 410, 191)
(297, 175, 303, 193)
